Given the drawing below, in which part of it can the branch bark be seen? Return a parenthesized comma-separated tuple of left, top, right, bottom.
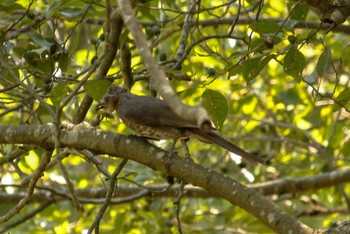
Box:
(73, 9, 123, 124)
(0, 124, 312, 233)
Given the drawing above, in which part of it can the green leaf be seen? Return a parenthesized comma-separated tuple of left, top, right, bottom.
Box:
(137, 2, 158, 22)
(335, 89, 350, 106)
(289, 3, 309, 21)
(114, 212, 127, 233)
(316, 47, 332, 77)
(250, 38, 265, 50)
(283, 45, 305, 82)
(227, 65, 241, 79)
(50, 82, 69, 107)
(202, 89, 228, 130)
(0, 0, 25, 11)
(56, 53, 70, 73)
(258, 53, 275, 70)
(241, 54, 274, 82)
(278, 89, 303, 105)
(26, 32, 55, 49)
(342, 139, 350, 156)
(47, 1, 62, 18)
(84, 80, 113, 101)
(341, 44, 350, 67)
(23, 51, 55, 74)
(60, 4, 91, 18)
(241, 56, 262, 82)
(0, 65, 18, 83)
(250, 21, 280, 35)
(2, 41, 14, 54)
(283, 19, 299, 32)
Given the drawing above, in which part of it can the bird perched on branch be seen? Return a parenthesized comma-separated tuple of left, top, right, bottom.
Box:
(96, 86, 265, 164)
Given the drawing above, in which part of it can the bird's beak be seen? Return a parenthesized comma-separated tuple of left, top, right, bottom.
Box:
(95, 102, 105, 111)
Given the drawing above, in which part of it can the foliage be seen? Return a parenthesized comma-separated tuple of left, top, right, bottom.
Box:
(0, 0, 350, 233)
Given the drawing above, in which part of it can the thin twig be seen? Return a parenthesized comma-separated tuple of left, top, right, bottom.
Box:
(57, 155, 83, 212)
(0, 200, 52, 233)
(0, 150, 52, 224)
(87, 159, 128, 234)
(174, 180, 186, 234)
(172, 0, 196, 70)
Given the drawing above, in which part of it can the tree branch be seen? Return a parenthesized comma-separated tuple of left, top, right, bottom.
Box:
(73, 9, 123, 124)
(0, 123, 312, 233)
(0, 150, 52, 224)
(88, 159, 128, 234)
(2, 164, 350, 205)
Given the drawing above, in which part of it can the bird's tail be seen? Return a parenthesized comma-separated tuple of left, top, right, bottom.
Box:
(189, 129, 265, 164)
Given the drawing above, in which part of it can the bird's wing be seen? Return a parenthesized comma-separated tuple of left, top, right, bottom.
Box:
(120, 95, 198, 128)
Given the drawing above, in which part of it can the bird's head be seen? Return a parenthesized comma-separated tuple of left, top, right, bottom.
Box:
(95, 86, 129, 111)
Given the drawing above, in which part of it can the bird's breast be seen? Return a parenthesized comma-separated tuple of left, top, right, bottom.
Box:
(124, 121, 187, 140)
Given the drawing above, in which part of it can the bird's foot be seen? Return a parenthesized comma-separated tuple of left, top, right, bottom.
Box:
(163, 150, 177, 172)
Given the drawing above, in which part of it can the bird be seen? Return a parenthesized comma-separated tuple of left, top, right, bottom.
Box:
(96, 86, 265, 164)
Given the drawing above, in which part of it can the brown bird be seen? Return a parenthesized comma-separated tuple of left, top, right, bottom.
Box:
(97, 86, 265, 164)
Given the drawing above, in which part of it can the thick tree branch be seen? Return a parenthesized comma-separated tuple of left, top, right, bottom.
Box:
(251, 169, 350, 195)
(0, 124, 312, 233)
(73, 9, 123, 124)
(2, 163, 350, 204)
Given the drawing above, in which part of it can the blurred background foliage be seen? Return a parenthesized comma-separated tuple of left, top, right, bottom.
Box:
(0, 0, 350, 233)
